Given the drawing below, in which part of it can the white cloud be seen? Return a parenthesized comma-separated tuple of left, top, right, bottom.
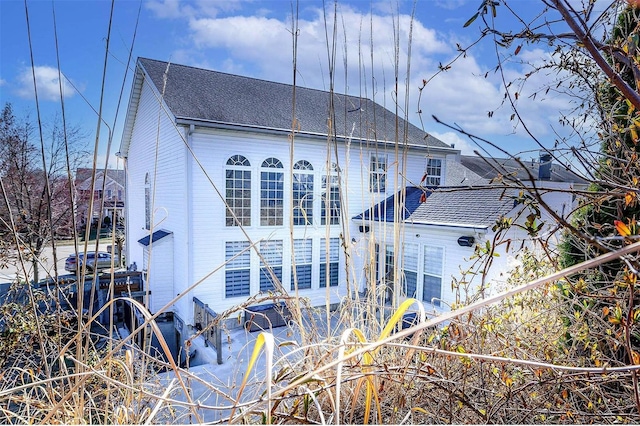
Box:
(0, 78, 6, 87)
(147, 1, 576, 155)
(429, 131, 477, 155)
(16, 66, 76, 101)
(145, 0, 245, 20)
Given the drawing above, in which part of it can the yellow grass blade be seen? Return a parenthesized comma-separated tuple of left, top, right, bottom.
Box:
(230, 332, 275, 423)
(379, 298, 423, 343)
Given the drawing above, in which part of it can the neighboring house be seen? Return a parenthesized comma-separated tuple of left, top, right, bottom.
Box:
(75, 168, 126, 229)
(460, 154, 589, 246)
(117, 57, 584, 330)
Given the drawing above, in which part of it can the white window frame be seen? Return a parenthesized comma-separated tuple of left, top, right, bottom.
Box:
(291, 238, 313, 290)
(293, 160, 314, 226)
(225, 155, 252, 227)
(259, 239, 283, 292)
(424, 158, 443, 186)
(260, 157, 284, 226)
(320, 237, 340, 287)
(422, 245, 444, 306)
(369, 153, 387, 193)
(225, 241, 251, 297)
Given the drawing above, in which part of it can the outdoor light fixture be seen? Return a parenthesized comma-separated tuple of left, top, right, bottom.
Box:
(457, 236, 475, 247)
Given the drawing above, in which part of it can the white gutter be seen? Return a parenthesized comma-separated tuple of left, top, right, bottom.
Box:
(175, 118, 459, 155)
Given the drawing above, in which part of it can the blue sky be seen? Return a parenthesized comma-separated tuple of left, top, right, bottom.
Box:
(0, 0, 585, 168)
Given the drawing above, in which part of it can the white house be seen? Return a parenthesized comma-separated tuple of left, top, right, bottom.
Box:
(117, 58, 584, 330)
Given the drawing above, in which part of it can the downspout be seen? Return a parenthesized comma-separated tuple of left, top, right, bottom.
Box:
(185, 124, 195, 324)
(115, 151, 129, 268)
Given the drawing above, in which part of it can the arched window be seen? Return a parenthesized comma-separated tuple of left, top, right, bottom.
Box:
(144, 173, 151, 230)
(260, 157, 284, 226)
(226, 155, 251, 226)
(293, 160, 313, 226)
(321, 163, 341, 225)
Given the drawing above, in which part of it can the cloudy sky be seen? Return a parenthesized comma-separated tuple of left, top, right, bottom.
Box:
(0, 0, 595, 167)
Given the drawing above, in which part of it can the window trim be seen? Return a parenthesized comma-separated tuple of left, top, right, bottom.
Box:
(259, 239, 283, 292)
(369, 153, 387, 193)
(260, 157, 284, 226)
(225, 155, 252, 227)
(320, 237, 340, 288)
(321, 163, 341, 226)
(225, 241, 251, 298)
(422, 245, 444, 306)
(424, 158, 443, 186)
(293, 160, 314, 226)
(291, 238, 313, 290)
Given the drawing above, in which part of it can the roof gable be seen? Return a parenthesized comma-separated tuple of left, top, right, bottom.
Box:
(119, 58, 455, 156)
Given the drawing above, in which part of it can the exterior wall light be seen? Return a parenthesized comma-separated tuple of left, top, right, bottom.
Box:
(457, 236, 475, 247)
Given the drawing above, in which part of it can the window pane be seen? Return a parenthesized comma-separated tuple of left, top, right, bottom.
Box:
(292, 264, 312, 290)
(369, 154, 387, 192)
(260, 240, 283, 292)
(422, 275, 441, 306)
(293, 172, 313, 225)
(320, 238, 339, 287)
(405, 271, 417, 297)
(225, 241, 250, 297)
(261, 168, 284, 226)
(226, 161, 251, 227)
(423, 245, 443, 306)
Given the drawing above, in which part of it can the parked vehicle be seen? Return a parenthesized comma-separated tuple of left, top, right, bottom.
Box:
(65, 251, 113, 273)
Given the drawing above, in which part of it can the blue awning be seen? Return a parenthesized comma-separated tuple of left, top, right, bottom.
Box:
(138, 230, 172, 247)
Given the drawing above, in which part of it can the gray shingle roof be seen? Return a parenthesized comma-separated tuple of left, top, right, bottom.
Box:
(135, 58, 452, 149)
(460, 155, 588, 185)
(408, 186, 515, 228)
(75, 168, 125, 191)
(354, 185, 516, 229)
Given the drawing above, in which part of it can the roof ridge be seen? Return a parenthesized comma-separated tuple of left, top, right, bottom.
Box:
(138, 57, 377, 102)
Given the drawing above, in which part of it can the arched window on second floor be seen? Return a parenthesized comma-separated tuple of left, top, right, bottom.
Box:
(293, 160, 314, 226)
(226, 155, 251, 227)
(260, 157, 284, 226)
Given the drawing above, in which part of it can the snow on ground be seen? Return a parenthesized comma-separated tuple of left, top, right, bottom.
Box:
(151, 310, 342, 423)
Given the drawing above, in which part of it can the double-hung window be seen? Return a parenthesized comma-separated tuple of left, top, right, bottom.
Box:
(422, 246, 444, 306)
(260, 158, 284, 226)
(293, 160, 314, 226)
(259, 240, 283, 292)
(424, 158, 442, 186)
(369, 154, 387, 192)
(320, 238, 339, 287)
(321, 163, 341, 225)
(403, 243, 419, 298)
(291, 239, 312, 290)
(225, 155, 251, 226)
(225, 241, 251, 297)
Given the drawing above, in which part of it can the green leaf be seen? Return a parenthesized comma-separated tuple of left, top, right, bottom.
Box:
(463, 12, 479, 28)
